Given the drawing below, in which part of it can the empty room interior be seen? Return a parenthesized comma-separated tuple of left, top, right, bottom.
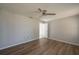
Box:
(0, 3, 79, 55)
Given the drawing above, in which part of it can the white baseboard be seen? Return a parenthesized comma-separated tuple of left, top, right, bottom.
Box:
(1, 38, 79, 50)
(0, 38, 38, 50)
(49, 38, 79, 46)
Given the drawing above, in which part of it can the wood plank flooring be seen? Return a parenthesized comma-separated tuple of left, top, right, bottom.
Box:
(0, 39, 79, 55)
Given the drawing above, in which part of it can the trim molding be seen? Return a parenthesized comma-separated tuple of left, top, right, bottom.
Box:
(0, 38, 38, 50)
(49, 38, 79, 46)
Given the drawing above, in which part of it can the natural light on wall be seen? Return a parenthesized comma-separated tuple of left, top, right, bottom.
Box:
(39, 22, 48, 38)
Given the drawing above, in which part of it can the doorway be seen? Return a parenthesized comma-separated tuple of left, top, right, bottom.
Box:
(39, 22, 48, 39)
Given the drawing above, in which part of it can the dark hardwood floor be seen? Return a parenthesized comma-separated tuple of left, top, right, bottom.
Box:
(0, 39, 79, 55)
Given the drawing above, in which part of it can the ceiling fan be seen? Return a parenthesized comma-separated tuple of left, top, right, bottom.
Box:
(29, 8, 56, 19)
(37, 8, 56, 16)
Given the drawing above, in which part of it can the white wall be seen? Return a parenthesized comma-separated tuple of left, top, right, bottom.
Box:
(49, 15, 79, 45)
(0, 10, 39, 50)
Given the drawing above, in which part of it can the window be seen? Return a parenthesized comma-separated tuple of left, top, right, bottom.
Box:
(39, 22, 48, 38)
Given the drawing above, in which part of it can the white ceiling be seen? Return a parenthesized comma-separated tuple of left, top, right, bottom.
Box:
(0, 3, 79, 21)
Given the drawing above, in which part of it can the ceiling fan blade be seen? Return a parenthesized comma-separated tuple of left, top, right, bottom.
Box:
(38, 8, 42, 12)
(46, 13, 56, 15)
(43, 10, 47, 13)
